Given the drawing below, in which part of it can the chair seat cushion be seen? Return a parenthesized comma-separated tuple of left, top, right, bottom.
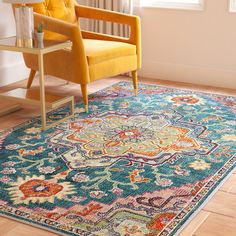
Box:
(84, 39, 136, 65)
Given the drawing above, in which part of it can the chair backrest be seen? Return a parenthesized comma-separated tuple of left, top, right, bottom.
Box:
(30, 0, 77, 24)
(12, 0, 78, 40)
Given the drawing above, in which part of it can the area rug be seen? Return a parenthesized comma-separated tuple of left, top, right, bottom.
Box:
(0, 82, 235, 236)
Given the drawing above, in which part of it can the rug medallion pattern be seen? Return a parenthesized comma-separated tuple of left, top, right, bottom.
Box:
(0, 82, 235, 235)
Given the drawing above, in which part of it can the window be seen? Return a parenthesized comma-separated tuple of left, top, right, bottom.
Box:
(141, 0, 204, 10)
(230, 0, 236, 12)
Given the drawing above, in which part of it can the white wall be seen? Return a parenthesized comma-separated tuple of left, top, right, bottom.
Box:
(139, 0, 236, 88)
(0, 2, 28, 86)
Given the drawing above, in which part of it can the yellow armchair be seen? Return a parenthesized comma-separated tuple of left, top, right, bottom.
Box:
(13, 0, 141, 112)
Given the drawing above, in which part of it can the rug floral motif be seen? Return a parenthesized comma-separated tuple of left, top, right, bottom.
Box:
(0, 82, 235, 236)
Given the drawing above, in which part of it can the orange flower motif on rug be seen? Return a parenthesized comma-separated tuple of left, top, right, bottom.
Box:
(170, 95, 200, 104)
(8, 175, 75, 204)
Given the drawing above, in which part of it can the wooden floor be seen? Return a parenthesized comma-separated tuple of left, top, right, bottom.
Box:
(0, 75, 235, 236)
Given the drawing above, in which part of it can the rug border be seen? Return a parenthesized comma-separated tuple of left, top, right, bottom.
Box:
(175, 164, 236, 236)
(135, 81, 236, 98)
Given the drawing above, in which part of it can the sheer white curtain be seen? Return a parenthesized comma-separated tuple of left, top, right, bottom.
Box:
(230, 0, 236, 11)
(85, 0, 134, 37)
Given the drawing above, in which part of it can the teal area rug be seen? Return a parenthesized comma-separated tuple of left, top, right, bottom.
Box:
(0, 82, 235, 236)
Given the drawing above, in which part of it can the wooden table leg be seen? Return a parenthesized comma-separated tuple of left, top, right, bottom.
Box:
(38, 52, 47, 130)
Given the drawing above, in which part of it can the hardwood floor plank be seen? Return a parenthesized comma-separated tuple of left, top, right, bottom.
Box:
(228, 185, 236, 195)
(179, 210, 210, 236)
(193, 213, 236, 236)
(0, 217, 59, 236)
(0, 217, 18, 235)
(220, 174, 236, 194)
(204, 191, 236, 217)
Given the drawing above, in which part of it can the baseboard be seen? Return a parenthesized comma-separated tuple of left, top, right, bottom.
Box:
(2, 59, 235, 89)
(139, 60, 236, 89)
(0, 61, 29, 87)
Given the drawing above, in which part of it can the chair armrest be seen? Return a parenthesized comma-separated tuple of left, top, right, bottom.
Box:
(75, 5, 138, 25)
(34, 12, 78, 38)
(75, 5, 141, 45)
(81, 31, 130, 44)
(33, 12, 90, 81)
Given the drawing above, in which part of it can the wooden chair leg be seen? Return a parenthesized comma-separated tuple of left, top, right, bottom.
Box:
(132, 70, 138, 96)
(27, 69, 36, 89)
(80, 84, 88, 113)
